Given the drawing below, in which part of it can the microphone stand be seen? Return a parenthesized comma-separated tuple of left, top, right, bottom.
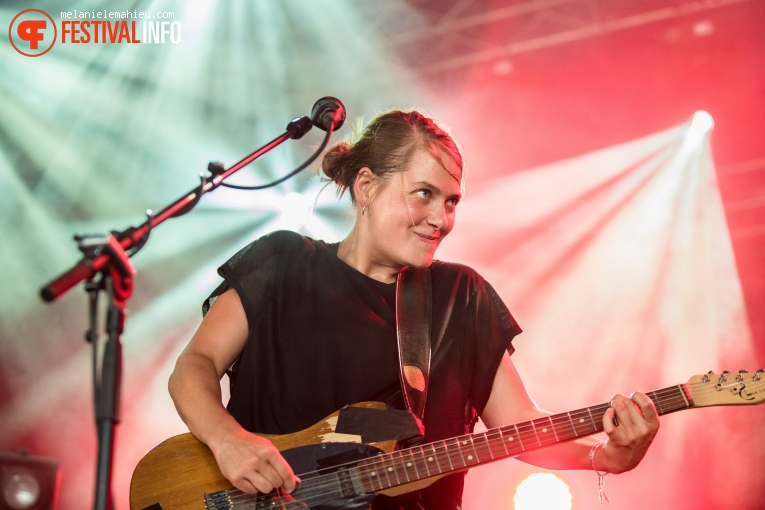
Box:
(81, 234, 134, 510)
(40, 113, 318, 510)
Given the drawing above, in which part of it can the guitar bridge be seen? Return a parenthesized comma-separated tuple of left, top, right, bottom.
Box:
(204, 490, 231, 509)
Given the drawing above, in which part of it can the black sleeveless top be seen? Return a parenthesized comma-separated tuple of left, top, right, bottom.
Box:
(205, 230, 522, 508)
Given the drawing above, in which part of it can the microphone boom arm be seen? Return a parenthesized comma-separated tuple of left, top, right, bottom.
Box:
(40, 115, 314, 302)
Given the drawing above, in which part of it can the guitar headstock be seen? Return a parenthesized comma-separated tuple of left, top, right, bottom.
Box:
(686, 370, 765, 408)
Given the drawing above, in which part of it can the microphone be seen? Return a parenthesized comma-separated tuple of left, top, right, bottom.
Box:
(311, 97, 346, 132)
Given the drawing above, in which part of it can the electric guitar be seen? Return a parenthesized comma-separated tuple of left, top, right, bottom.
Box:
(130, 370, 765, 509)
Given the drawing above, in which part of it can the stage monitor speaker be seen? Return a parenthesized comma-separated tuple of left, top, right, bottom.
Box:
(0, 451, 60, 510)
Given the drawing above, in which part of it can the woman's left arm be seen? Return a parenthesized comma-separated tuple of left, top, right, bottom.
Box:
(480, 352, 660, 473)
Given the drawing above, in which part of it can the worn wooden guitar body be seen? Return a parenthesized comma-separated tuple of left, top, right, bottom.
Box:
(130, 402, 408, 509)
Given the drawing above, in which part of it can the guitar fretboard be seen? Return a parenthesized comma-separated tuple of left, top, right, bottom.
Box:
(358, 384, 691, 492)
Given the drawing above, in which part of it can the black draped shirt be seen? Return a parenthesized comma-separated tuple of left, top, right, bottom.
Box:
(205, 230, 522, 508)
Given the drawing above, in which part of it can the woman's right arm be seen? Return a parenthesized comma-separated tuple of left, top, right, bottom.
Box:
(168, 288, 299, 494)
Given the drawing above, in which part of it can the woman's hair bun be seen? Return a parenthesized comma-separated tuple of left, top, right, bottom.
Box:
(321, 141, 353, 186)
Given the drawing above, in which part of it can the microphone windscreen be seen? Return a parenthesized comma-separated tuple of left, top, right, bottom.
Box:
(311, 97, 346, 132)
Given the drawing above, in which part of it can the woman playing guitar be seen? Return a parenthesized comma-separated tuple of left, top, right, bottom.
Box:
(166, 110, 659, 509)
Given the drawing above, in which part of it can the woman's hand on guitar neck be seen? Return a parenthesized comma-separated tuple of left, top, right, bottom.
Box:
(208, 425, 301, 495)
(598, 392, 660, 474)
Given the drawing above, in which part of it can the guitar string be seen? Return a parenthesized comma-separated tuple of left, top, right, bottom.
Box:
(213, 381, 759, 507)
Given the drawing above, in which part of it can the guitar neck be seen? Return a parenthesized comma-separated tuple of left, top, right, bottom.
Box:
(357, 384, 691, 493)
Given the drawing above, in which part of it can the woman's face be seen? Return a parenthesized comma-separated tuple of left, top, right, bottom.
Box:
(364, 147, 462, 272)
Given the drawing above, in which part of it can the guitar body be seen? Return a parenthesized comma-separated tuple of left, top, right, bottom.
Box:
(130, 432, 229, 509)
(130, 402, 401, 510)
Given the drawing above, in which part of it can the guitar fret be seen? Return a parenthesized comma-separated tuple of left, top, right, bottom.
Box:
(549, 416, 560, 441)
(444, 437, 461, 470)
(472, 431, 493, 463)
(513, 423, 526, 452)
(402, 448, 419, 481)
(570, 409, 594, 436)
(414, 444, 431, 478)
(467, 436, 480, 464)
(393, 450, 409, 484)
(549, 413, 573, 441)
(382, 457, 395, 488)
(544, 416, 558, 443)
(502, 424, 523, 455)
(528, 420, 543, 447)
(514, 422, 533, 452)
(531, 417, 556, 446)
(562, 411, 580, 440)
(378, 460, 390, 490)
(586, 407, 598, 432)
(427, 442, 444, 475)
(650, 390, 665, 414)
(386, 453, 402, 487)
(452, 437, 467, 468)
(489, 428, 509, 457)
(495, 425, 522, 456)
(490, 429, 508, 457)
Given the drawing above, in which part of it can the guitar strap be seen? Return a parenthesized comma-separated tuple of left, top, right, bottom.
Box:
(395, 267, 432, 424)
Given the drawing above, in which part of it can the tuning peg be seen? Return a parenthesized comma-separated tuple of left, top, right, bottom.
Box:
(737, 370, 748, 382)
(755, 369, 764, 381)
(717, 371, 731, 385)
(703, 370, 714, 383)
